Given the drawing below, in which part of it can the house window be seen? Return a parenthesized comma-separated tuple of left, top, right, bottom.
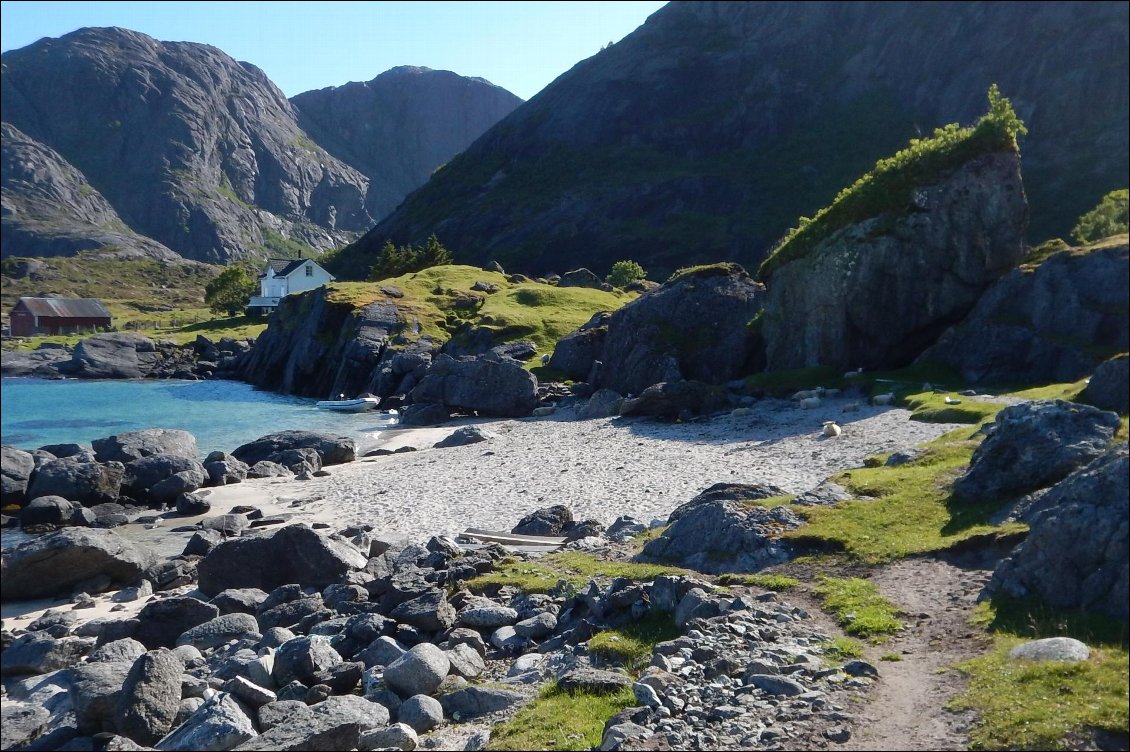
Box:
(306, 265, 313, 277)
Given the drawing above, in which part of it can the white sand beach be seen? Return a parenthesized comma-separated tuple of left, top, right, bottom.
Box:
(200, 397, 966, 543)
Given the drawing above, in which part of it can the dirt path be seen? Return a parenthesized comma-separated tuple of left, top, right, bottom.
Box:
(836, 557, 994, 751)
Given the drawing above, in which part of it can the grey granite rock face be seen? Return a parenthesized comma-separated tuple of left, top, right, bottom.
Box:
(762, 150, 1027, 372)
(986, 443, 1128, 620)
(25, 458, 125, 506)
(953, 400, 1120, 504)
(923, 241, 1128, 385)
(114, 648, 185, 745)
(410, 352, 539, 418)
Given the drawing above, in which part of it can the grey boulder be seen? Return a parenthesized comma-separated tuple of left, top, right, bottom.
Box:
(0, 528, 158, 601)
(93, 429, 199, 463)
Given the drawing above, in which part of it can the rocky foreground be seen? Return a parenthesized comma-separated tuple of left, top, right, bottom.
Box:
(0, 393, 1125, 751)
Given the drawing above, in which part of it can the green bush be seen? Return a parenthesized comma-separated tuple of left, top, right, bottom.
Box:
(1070, 188, 1129, 244)
(606, 259, 647, 288)
(204, 264, 256, 316)
(758, 84, 1027, 281)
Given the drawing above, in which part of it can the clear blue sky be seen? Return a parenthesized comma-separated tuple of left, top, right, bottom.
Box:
(0, 1, 667, 101)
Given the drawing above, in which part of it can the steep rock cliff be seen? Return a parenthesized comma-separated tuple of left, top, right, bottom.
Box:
(760, 151, 1028, 372)
(339, 0, 1127, 278)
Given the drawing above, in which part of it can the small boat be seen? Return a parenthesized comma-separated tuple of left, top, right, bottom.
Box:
(316, 395, 381, 413)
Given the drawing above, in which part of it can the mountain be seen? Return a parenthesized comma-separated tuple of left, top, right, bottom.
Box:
(334, 0, 1129, 280)
(0, 27, 522, 263)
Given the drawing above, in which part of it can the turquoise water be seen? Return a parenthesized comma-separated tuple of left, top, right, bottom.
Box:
(0, 377, 397, 456)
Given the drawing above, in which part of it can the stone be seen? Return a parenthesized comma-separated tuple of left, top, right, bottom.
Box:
(559, 267, 603, 288)
(92, 429, 199, 464)
(619, 380, 730, 419)
(793, 481, 853, 506)
(1, 633, 93, 675)
(1009, 637, 1091, 662)
(438, 686, 524, 720)
(409, 352, 539, 418)
(1082, 354, 1129, 414)
(745, 673, 807, 696)
(383, 643, 450, 698)
(0, 701, 51, 750)
(458, 604, 518, 629)
(444, 643, 486, 679)
(176, 493, 211, 516)
(389, 589, 456, 632)
(512, 504, 573, 536)
(88, 638, 147, 664)
(1, 444, 36, 505)
(0, 528, 158, 601)
(25, 458, 124, 506)
(577, 388, 625, 420)
(183, 530, 224, 557)
(154, 692, 257, 751)
(177, 613, 261, 650)
(134, 596, 220, 649)
(398, 694, 444, 733)
(257, 700, 311, 731)
(433, 426, 496, 449)
(200, 513, 250, 536)
(558, 668, 633, 694)
(114, 648, 185, 745)
(205, 456, 250, 486)
(231, 431, 355, 467)
(224, 676, 278, 707)
(953, 400, 1121, 504)
(513, 611, 557, 639)
(600, 721, 653, 751)
(19, 495, 79, 528)
(273, 635, 342, 687)
(121, 454, 206, 505)
(68, 660, 133, 735)
(359, 723, 418, 752)
(197, 525, 367, 596)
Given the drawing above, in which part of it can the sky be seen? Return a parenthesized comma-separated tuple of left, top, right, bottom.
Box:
(0, 1, 668, 101)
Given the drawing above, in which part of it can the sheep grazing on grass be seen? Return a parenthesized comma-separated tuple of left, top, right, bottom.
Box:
(822, 421, 842, 437)
(842, 402, 861, 413)
(872, 392, 896, 406)
(799, 396, 821, 409)
(844, 368, 864, 379)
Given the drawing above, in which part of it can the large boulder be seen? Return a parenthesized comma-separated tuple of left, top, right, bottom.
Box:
(640, 483, 801, 573)
(383, 643, 450, 698)
(154, 691, 257, 751)
(122, 454, 207, 505)
(59, 333, 160, 379)
(553, 265, 763, 395)
(1, 445, 36, 505)
(114, 648, 185, 745)
(1082, 354, 1129, 415)
(25, 458, 124, 506)
(93, 429, 199, 463)
(1, 528, 158, 601)
(761, 151, 1027, 371)
(922, 240, 1128, 385)
(410, 351, 538, 418)
(231, 431, 355, 467)
(134, 597, 220, 649)
(558, 267, 603, 288)
(272, 636, 342, 687)
(512, 504, 573, 536)
(986, 443, 1128, 620)
(19, 495, 89, 528)
(952, 400, 1121, 504)
(197, 525, 367, 596)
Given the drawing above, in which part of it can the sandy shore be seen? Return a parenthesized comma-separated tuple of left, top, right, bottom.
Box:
(201, 397, 966, 543)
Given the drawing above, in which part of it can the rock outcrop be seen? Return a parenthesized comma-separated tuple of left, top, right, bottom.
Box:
(0, 528, 158, 601)
(1082, 353, 1129, 415)
(921, 238, 1129, 385)
(952, 400, 1121, 505)
(986, 443, 1128, 620)
(410, 352, 539, 418)
(337, 1, 1127, 278)
(760, 151, 1027, 372)
(550, 264, 762, 395)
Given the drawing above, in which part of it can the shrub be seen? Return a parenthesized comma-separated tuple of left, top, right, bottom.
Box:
(606, 259, 647, 288)
(204, 264, 256, 316)
(367, 234, 453, 281)
(1070, 188, 1129, 244)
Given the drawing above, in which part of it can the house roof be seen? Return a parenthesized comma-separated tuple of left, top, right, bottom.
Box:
(16, 297, 111, 318)
(259, 258, 334, 280)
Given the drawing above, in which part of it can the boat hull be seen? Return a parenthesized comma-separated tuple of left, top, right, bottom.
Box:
(315, 397, 380, 413)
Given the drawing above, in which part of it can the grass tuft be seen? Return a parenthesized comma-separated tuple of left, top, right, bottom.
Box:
(489, 682, 637, 751)
(715, 573, 801, 591)
(588, 612, 680, 669)
(812, 576, 903, 640)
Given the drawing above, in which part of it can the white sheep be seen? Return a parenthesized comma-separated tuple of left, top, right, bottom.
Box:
(872, 392, 896, 406)
(822, 421, 842, 437)
(844, 368, 864, 379)
(841, 401, 861, 413)
(799, 396, 821, 409)
(791, 389, 822, 401)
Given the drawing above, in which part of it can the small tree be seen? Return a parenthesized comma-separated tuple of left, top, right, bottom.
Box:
(606, 259, 647, 288)
(205, 264, 256, 316)
(367, 235, 454, 281)
(1071, 188, 1129, 244)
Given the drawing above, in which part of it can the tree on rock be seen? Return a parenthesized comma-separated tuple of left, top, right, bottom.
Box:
(368, 234, 453, 281)
(205, 265, 256, 316)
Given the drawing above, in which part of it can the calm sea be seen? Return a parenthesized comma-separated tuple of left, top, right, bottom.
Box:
(0, 377, 398, 457)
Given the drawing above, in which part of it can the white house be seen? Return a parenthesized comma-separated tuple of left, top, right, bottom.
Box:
(248, 258, 335, 313)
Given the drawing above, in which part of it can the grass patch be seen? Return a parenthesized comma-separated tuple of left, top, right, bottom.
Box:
(879, 653, 903, 662)
(951, 642, 1128, 750)
(466, 551, 687, 595)
(716, 573, 801, 591)
(822, 636, 866, 661)
(902, 391, 1002, 424)
(665, 261, 748, 284)
(588, 611, 680, 669)
(489, 682, 637, 751)
(744, 366, 844, 396)
(785, 439, 1025, 563)
(812, 576, 903, 640)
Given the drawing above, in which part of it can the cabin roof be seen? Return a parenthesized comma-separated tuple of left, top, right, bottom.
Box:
(15, 297, 111, 319)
